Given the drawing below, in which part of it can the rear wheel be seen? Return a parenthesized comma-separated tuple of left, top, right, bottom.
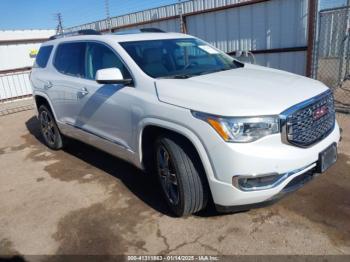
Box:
(155, 135, 208, 217)
(38, 105, 64, 150)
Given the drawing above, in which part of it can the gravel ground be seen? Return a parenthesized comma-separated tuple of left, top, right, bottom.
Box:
(0, 110, 349, 259)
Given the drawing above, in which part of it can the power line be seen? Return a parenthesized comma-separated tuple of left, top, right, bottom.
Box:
(105, 0, 112, 32)
(54, 13, 64, 34)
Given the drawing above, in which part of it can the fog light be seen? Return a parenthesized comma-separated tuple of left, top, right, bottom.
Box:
(232, 173, 284, 191)
(232, 164, 315, 192)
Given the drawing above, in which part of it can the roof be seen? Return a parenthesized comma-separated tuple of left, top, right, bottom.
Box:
(44, 32, 193, 45)
(0, 29, 55, 41)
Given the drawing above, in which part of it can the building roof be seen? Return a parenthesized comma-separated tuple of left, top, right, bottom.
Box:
(0, 29, 55, 41)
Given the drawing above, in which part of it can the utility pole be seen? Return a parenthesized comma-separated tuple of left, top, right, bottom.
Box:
(105, 0, 112, 32)
(54, 13, 64, 34)
(178, 0, 185, 33)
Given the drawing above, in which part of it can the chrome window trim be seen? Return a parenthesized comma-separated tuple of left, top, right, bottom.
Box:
(279, 89, 335, 148)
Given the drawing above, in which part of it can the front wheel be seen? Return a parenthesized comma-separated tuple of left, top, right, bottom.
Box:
(155, 135, 209, 217)
(38, 105, 65, 150)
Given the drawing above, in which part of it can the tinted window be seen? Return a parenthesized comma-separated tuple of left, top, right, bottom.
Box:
(34, 45, 53, 68)
(85, 42, 131, 80)
(54, 42, 86, 77)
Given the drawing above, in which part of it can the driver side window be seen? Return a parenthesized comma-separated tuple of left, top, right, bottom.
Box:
(85, 42, 131, 80)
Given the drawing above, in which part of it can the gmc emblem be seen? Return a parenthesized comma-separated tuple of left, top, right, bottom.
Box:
(313, 105, 328, 120)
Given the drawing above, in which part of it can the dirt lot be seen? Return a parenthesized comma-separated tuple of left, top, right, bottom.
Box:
(0, 109, 349, 258)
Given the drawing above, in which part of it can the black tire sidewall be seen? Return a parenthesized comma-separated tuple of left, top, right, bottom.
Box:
(38, 105, 63, 150)
(155, 138, 186, 216)
(155, 135, 208, 217)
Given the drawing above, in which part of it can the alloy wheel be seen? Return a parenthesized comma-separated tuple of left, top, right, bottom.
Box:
(40, 110, 56, 146)
(157, 145, 180, 205)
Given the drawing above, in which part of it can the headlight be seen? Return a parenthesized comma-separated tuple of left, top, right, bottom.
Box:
(192, 112, 280, 142)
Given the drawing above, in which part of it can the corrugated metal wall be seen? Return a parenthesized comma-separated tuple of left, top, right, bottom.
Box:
(185, 0, 308, 74)
(255, 51, 307, 75)
(186, 0, 308, 52)
(66, 0, 255, 32)
(66, 0, 310, 76)
(115, 19, 180, 33)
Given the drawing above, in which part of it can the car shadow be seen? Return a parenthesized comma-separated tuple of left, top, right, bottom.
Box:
(25, 116, 221, 218)
(0, 256, 27, 262)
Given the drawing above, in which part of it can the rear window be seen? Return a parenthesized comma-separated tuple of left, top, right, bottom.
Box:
(53, 42, 86, 77)
(34, 45, 53, 68)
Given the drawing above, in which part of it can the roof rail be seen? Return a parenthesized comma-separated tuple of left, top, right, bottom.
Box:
(114, 28, 165, 35)
(49, 29, 101, 40)
(140, 28, 165, 33)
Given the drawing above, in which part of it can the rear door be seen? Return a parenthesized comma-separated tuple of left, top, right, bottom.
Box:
(50, 42, 88, 124)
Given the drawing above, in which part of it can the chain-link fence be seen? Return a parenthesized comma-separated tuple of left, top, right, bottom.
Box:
(314, 6, 350, 114)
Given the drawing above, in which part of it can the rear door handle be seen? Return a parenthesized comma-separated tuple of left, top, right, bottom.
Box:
(77, 87, 89, 98)
(43, 81, 53, 89)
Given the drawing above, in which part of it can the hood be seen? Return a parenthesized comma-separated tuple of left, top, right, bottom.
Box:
(155, 64, 329, 116)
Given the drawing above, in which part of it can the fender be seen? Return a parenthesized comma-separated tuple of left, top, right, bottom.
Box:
(137, 117, 218, 183)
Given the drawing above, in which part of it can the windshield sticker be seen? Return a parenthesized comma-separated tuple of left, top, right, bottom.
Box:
(176, 42, 196, 47)
(198, 45, 219, 54)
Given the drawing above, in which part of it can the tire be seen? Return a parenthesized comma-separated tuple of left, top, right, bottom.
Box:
(38, 105, 64, 150)
(155, 135, 209, 217)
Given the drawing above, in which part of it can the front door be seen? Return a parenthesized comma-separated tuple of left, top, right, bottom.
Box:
(72, 41, 135, 152)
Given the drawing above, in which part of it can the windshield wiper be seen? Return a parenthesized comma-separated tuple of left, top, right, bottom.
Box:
(161, 74, 195, 79)
(160, 67, 236, 79)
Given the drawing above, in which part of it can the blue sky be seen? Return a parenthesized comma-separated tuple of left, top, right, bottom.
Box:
(0, 0, 348, 30)
(320, 0, 347, 9)
(0, 0, 178, 30)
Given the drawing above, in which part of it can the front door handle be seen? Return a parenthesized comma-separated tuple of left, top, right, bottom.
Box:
(77, 87, 89, 98)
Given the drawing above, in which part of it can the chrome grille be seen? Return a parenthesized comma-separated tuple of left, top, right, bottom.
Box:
(284, 91, 335, 147)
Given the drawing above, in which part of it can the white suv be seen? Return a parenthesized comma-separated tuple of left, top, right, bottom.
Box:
(30, 29, 340, 216)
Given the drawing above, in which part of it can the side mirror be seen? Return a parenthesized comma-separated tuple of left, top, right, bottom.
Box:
(95, 68, 132, 85)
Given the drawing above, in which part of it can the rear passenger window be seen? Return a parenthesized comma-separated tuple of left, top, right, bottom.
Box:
(34, 45, 53, 68)
(85, 42, 131, 80)
(54, 42, 86, 77)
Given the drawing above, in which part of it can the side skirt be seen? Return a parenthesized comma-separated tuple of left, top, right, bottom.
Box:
(57, 121, 142, 169)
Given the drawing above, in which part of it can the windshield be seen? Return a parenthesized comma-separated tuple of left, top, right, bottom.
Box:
(120, 38, 242, 78)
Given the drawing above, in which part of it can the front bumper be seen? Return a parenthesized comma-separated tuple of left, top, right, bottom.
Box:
(205, 122, 340, 208)
(216, 167, 317, 213)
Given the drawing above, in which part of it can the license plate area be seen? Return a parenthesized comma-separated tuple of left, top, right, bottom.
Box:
(318, 143, 337, 173)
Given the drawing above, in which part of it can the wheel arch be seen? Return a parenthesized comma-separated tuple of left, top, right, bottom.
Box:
(138, 118, 216, 182)
(33, 92, 58, 120)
